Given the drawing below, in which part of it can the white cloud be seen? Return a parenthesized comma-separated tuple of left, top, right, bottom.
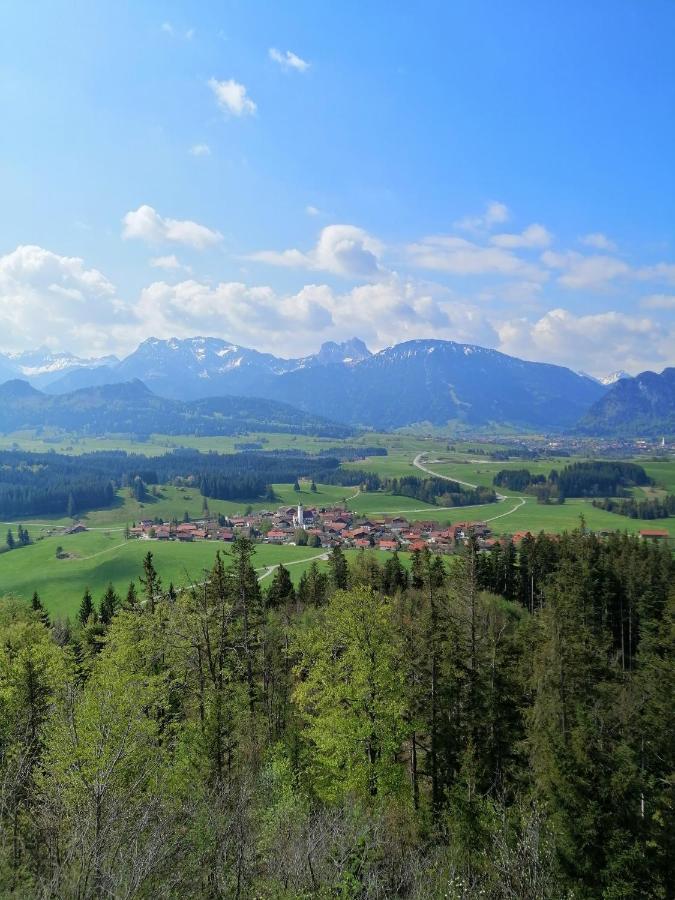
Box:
(490, 223, 552, 249)
(0, 245, 122, 355)
(269, 47, 310, 72)
(640, 293, 675, 310)
(149, 255, 192, 273)
(454, 201, 509, 233)
(305, 205, 321, 216)
(160, 22, 173, 34)
(189, 143, 211, 156)
(497, 307, 672, 376)
(129, 274, 499, 357)
(580, 232, 617, 252)
(249, 224, 385, 278)
(408, 235, 546, 281)
(208, 78, 257, 116)
(541, 250, 630, 289)
(122, 205, 222, 250)
(636, 262, 675, 284)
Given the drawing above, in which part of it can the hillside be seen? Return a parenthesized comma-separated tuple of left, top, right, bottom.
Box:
(261, 339, 605, 430)
(577, 367, 675, 436)
(42, 336, 605, 431)
(0, 379, 352, 437)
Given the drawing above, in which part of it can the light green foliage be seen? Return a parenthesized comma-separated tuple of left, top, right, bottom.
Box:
(294, 587, 410, 803)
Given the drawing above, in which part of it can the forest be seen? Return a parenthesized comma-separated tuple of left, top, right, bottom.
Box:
(0, 530, 672, 898)
(0, 449, 351, 517)
(384, 475, 497, 507)
(494, 460, 653, 502)
(592, 494, 675, 520)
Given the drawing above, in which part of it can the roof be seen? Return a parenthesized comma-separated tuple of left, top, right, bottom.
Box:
(639, 529, 669, 537)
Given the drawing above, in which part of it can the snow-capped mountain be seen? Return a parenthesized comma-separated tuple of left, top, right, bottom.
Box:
(599, 370, 631, 386)
(4, 348, 119, 388)
(6, 335, 610, 430)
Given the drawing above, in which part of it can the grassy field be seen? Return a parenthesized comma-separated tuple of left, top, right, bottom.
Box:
(2, 434, 673, 620)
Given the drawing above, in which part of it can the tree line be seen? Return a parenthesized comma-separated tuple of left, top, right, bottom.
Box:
(494, 460, 653, 503)
(0, 529, 672, 897)
(592, 494, 675, 520)
(385, 474, 497, 506)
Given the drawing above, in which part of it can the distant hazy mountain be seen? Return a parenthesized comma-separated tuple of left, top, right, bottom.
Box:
(1, 347, 119, 388)
(260, 339, 606, 430)
(39, 335, 606, 430)
(577, 368, 675, 436)
(47, 336, 372, 398)
(0, 379, 352, 438)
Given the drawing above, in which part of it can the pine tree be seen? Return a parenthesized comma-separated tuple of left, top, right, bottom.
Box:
(78, 588, 95, 626)
(5, 528, 15, 550)
(293, 479, 301, 492)
(31, 590, 50, 627)
(99, 583, 119, 625)
(139, 551, 162, 613)
(266, 564, 295, 608)
(327, 545, 349, 591)
(124, 581, 138, 610)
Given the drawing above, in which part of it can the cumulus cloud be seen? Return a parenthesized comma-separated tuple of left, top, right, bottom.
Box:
(125, 274, 498, 357)
(269, 48, 310, 72)
(454, 201, 509, 233)
(149, 255, 192, 273)
(122, 205, 222, 249)
(249, 224, 385, 279)
(490, 223, 552, 249)
(189, 143, 211, 156)
(541, 250, 630, 289)
(497, 307, 672, 376)
(208, 78, 257, 116)
(408, 235, 546, 281)
(0, 245, 122, 354)
(580, 232, 617, 252)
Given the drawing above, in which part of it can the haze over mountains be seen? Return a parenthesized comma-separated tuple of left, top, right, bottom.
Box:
(0, 378, 350, 438)
(0, 336, 607, 432)
(578, 367, 675, 437)
(0, 336, 672, 434)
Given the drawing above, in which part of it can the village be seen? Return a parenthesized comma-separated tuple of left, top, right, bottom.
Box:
(123, 502, 503, 554)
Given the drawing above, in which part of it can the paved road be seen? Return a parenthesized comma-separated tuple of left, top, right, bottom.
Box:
(412, 453, 528, 522)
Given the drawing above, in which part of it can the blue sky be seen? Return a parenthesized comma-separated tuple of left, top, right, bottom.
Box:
(1, 0, 674, 375)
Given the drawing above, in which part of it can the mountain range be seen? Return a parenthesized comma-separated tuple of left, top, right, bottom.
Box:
(577, 367, 675, 436)
(1, 336, 671, 434)
(0, 379, 351, 438)
(3, 336, 606, 431)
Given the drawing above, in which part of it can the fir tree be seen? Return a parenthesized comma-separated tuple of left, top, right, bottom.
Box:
(78, 588, 95, 626)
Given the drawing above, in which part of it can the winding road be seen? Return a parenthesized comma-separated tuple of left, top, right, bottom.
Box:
(412, 453, 527, 523)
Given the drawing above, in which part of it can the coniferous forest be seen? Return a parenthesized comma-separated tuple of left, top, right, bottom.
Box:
(0, 530, 672, 899)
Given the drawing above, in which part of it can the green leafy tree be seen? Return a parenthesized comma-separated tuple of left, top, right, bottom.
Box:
(294, 587, 409, 803)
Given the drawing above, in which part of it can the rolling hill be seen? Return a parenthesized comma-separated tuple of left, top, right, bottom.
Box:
(0, 379, 352, 437)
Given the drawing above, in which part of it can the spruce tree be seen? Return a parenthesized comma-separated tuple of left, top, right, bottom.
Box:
(327, 545, 349, 591)
(99, 583, 119, 625)
(266, 564, 295, 608)
(78, 588, 95, 626)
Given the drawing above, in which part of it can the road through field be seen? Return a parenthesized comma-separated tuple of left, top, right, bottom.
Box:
(412, 453, 528, 522)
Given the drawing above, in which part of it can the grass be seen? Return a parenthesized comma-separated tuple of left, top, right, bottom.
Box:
(0, 531, 330, 618)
